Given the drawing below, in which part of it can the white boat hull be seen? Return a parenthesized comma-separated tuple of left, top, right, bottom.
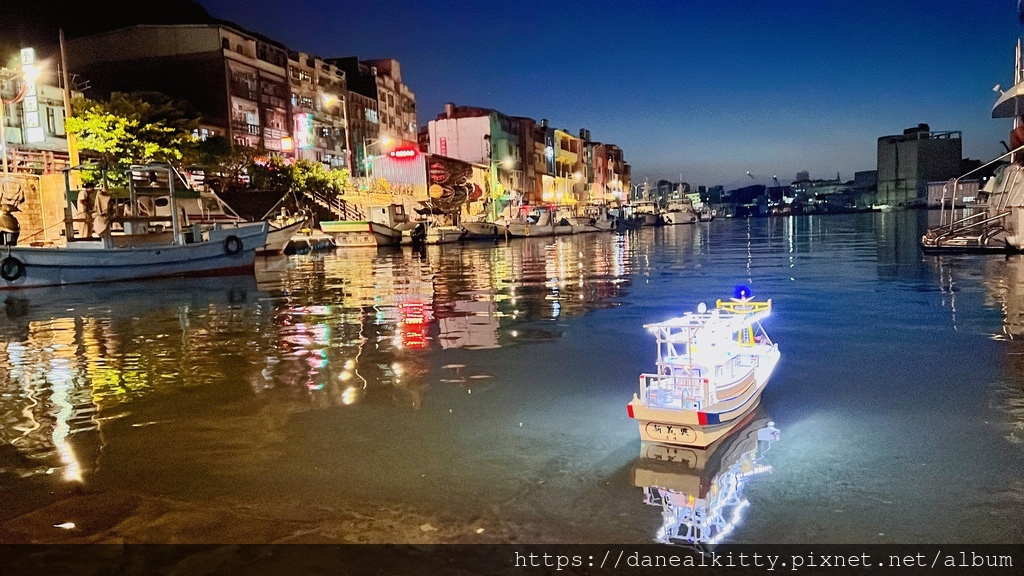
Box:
(629, 349, 778, 447)
(462, 221, 501, 239)
(400, 225, 466, 245)
(661, 210, 697, 225)
(506, 223, 555, 237)
(0, 224, 267, 290)
(320, 221, 402, 247)
(259, 219, 306, 254)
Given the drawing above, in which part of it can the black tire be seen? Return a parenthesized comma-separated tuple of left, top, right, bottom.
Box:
(223, 235, 243, 255)
(0, 256, 25, 281)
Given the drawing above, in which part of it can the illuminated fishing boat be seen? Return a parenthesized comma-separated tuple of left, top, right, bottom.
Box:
(627, 290, 780, 447)
(634, 416, 780, 546)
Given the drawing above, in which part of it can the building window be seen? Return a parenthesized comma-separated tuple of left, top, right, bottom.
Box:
(46, 107, 56, 135)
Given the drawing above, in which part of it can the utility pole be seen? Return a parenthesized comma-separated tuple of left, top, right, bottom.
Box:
(60, 29, 80, 168)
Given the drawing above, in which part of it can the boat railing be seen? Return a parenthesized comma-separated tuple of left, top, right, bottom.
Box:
(640, 373, 710, 410)
(928, 210, 1012, 240)
(716, 299, 771, 316)
(940, 142, 1024, 229)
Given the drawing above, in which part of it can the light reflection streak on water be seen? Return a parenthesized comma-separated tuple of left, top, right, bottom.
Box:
(0, 235, 637, 494)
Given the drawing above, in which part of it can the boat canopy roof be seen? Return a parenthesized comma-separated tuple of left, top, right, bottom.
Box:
(992, 81, 1024, 118)
(645, 299, 771, 338)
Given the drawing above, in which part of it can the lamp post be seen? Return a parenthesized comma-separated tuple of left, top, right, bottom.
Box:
(360, 136, 391, 178)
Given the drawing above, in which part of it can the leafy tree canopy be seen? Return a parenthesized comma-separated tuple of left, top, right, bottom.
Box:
(66, 91, 200, 181)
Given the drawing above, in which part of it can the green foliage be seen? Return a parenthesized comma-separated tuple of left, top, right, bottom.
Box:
(290, 159, 351, 198)
(246, 154, 294, 192)
(66, 92, 199, 182)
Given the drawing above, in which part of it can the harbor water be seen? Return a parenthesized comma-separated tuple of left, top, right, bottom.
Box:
(0, 211, 1022, 544)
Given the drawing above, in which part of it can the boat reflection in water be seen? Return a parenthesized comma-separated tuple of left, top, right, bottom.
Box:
(0, 274, 270, 481)
(633, 413, 779, 547)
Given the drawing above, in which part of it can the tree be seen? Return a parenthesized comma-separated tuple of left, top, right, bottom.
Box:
(66, 91, 199, 182)
(290, 159, 351, 198)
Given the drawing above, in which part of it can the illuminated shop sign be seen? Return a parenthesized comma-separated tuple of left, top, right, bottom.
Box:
(294, 113, 312, 150)
(388, 147, 419, 159)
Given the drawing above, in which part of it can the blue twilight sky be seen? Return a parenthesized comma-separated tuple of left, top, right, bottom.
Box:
(199, 0, 1023, 189)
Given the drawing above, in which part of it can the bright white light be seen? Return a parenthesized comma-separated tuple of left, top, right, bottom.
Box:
(21, 64, 41, 84)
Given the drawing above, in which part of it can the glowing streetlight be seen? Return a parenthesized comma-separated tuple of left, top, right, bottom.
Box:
(361, 136, 393, 176)
(1, 55, 45, 176)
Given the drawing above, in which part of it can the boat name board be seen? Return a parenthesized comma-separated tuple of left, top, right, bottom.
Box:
(645, 422, 698, 444)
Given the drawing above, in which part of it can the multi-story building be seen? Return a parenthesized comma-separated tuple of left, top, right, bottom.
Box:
(547, 128, 584, 205)
(425, 103, 522, 206)
(511, 116, 540, 203)
(327, 57, 380, 177)
(583, 141, 629, 205)
(287, 51, 350, 170)
(68, 24, 292, 152)
(362, 59, 417, 147)
(876, 123, 963, 207)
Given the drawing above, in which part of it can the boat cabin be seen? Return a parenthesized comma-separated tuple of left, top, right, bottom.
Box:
(368, 204, 408, 228)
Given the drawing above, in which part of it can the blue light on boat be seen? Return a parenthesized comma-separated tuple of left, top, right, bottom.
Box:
(733, 285, 752, 300)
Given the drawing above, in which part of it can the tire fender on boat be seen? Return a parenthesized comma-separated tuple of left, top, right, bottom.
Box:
(223, 235, 243, 255)
(0, 256, 25, 281)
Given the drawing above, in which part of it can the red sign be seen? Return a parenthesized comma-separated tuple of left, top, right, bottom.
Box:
(388, 147, 419, 159)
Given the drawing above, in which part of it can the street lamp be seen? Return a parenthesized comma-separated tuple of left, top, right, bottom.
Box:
(361, 136, 392, 177)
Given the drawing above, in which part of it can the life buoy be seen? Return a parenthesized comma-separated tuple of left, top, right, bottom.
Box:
(223, 235, 243, 255)
(0, 256, 25, 281)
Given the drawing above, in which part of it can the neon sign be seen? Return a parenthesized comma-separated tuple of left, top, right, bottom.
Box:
(388, 147, 419, 159)
(294, 113, 312, 150)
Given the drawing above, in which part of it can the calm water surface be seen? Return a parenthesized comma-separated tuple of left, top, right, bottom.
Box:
(1, 212, 1022, 544)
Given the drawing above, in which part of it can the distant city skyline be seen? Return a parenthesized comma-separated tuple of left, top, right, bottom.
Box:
(195, 1, 1020, 188)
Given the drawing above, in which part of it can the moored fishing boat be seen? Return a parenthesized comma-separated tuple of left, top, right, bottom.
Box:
(0, 163, 267, 290)
(462, 220, 502, 240)
(319, 204, 406, 247)
(627, 291, 780, 447)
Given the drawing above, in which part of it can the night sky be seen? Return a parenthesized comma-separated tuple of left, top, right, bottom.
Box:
(199, 0, 1022, 188)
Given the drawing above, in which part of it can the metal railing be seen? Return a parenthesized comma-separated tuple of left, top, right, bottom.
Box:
(640, 373, 709, 410)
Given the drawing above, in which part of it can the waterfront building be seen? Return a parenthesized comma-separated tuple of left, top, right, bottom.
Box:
(361, 59, 417, 148)
(511, 116, 540, 204)
(584, 140, 629, 205)
(1, 51, 75, 174)
(358, 148, 488, 220)
(548, 128, 584, 206)
(852, 170, 878, 207)
(327, 58, 380, 178)
(68, 24, 291, 151)
(287, 51, 350, 170)
(425, 103, 523, 210)
(876, 123, 963, 207)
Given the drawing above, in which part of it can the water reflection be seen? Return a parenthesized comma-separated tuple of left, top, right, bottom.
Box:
(977, 255, 1024, 445)
(0, 235, 636, 487)
(0, 275, 270, 480)
(633, 414, 779, 547)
